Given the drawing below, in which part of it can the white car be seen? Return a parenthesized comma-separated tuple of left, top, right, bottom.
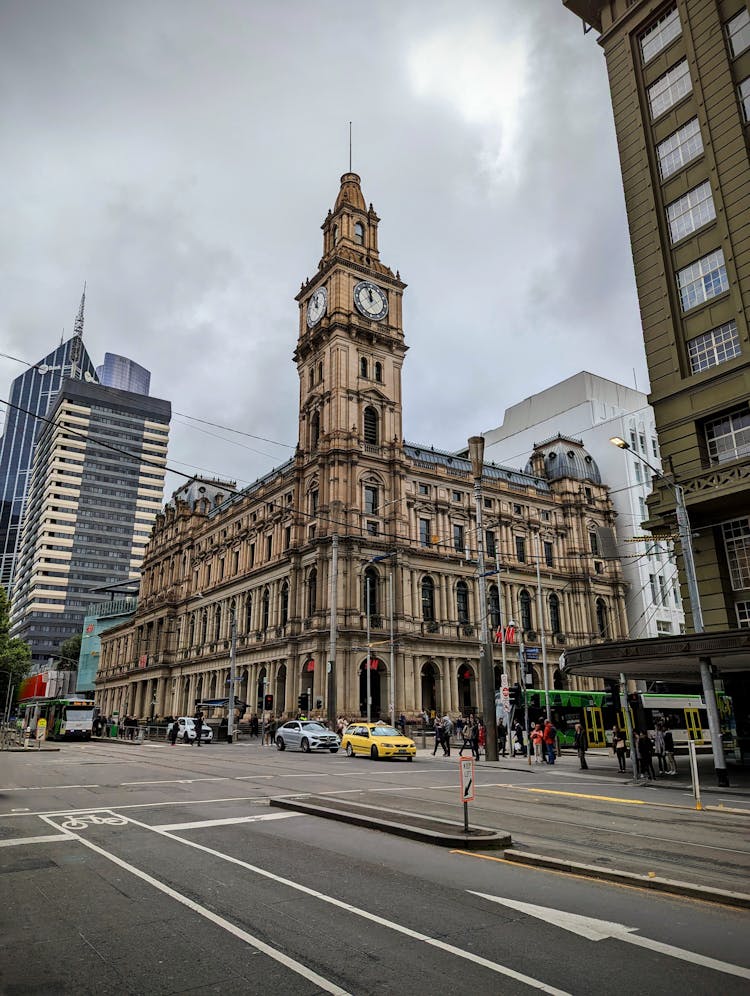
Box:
(275, 721, 340, 753)
(168, 716, 213, 744)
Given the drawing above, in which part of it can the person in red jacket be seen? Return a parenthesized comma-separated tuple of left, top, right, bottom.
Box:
(543, 720, 557, 765)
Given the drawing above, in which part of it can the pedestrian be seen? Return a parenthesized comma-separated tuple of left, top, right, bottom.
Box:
(663, 726, 677, 775)
(266, 715, 278, 746)
(193, 711, 204, 747)
(432, 716, 444, 756)
(459, 718, 474, 756)
(441, 714, 453, 757)
(637, 731, 655, 780)
(613, 728, 627, 772)
(497, 719, 507, 757)
(543, 719, 557, 765)
(398, 713, 406, 735)
(573, 722, 588, 769)
(653, 722, 667, 775)
(530, 722, 544, 764)
(422, 709, 429, 729)
(168, 720, 179, 746)
(455, 715, 465, 741)
(250, 714, 259, 738)
(513, 719, 525, 757)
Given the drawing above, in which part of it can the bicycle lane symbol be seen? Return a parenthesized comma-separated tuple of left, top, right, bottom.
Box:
(40, 810, 130, 835)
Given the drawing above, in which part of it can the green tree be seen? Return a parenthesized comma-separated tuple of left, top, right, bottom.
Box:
(0, 587, 31, 712)
(58, 632, 82, 671)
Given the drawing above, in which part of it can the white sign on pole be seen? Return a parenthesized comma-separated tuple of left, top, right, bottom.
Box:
(459, 757, 475, 802)
(501, 673, 509, 689)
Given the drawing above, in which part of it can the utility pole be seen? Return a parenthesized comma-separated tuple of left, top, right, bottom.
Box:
(388, 571, 395, 728)
(365, 574, 372, 722)
(227, 605, 237, 744)
(610, 437, 728, 786)
(468, 436, 498, 762)
(327, 534, 338, 728)
(534, 532, 551, 721)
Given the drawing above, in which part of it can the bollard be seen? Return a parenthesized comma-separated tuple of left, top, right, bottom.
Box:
(687, 739, 702, 811)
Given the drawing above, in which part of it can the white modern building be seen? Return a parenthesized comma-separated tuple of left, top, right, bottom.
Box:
(483, 371, 685, 641)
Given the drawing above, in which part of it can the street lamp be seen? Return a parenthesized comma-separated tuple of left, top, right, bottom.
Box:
(468, 436, 499, 762)
(610, 436, 729, 786)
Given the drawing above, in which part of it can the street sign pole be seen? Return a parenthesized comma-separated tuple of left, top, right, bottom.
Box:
(459, 756, 475, 832)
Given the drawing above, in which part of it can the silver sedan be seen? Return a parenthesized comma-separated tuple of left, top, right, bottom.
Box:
(275, 721, 340, 753)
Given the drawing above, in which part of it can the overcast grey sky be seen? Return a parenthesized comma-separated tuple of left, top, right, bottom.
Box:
(0, 0, 647, 494)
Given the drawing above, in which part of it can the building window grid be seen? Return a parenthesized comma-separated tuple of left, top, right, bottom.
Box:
(687, 320, 741, 373)
(705, 409, 750, 465)
(666, 181, 716, 244)
(640, 5, 681, 64)
(727, 8, 750, 58)
(677, 249, 728, 312)
(648, 59, 691, 119)
(722, 517, 750, 590)
(739, 77, 750, 122)
(736, 601, 750, 628)
(657, 117, 703, 179)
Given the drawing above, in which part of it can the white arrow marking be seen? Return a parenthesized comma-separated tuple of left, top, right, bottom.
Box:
(469, 892, 750, 980)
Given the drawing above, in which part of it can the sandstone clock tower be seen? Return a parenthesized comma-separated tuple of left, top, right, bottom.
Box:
(294, 173, 408, 533)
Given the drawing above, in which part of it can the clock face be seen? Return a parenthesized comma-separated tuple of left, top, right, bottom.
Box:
(353, 280, 388, 321)
(306, 286, 327, 328)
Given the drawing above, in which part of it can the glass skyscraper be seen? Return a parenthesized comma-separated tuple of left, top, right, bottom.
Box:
(96, 353, 151, 395)
(0, 336, 98, 593)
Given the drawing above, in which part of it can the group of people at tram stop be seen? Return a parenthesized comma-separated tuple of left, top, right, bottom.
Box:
(610, 722, 678, 779)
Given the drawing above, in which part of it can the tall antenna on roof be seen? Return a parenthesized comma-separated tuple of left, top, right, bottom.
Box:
(349, 121, 352, 172)
(69, 281, 86, 380)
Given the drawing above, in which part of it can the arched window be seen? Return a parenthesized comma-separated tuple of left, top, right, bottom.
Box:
(489, 584, 500, 630)
(549, 593, 561, 635)
(363, 567, 378, 616)
(280, 581, 289, 627)
(318, 362, 323, 382)
(363, 406, 379, 445)
(421, 576, 435, 622)
(374, 361, 383, 383)
(520, 590, 532, 632)
(308, 368, 314, 389)
(200, 609, 208, 645)
(245, 593, 253, 632)
(262, 588, 270, 630)
(360, 357, 368, 378)
(188, 614, 195, 647)
(310, 411, 320, 450)
(333, 223, 339, 244)
(456, 580, 469, 624)
(596, 598, 608, 638)
(354, 221, 365, 245)
(213, 604, 222, 642)
(307, 567, 317, 616)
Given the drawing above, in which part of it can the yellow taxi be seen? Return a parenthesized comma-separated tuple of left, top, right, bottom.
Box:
(341, 722, 416, 761)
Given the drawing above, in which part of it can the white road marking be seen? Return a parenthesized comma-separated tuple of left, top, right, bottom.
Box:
(470, 892, 750, 980)
(0, 784, 100, 792)
(120, 777, 229, 786)
(0, 833, 74, 847)
(97, 810, 571, 994)
(38, 816, 350, 996)
(154, 813, 299, 831)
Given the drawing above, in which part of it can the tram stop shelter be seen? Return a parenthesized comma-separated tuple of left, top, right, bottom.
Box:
(560, 630, 750, 766)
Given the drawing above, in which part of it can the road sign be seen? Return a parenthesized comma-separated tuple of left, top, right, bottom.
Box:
(459, 757, 475, 803)
(501, 686, 509, 698)
(524, 647, 540, 659)
(501, 673, 509, 689)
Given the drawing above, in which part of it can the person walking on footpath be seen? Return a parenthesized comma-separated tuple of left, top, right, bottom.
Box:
(573, 722, 588, 769)
(663, 726, 677, 775)
(441, 714, 453, 757)
(193, 711, 204, 747)
(654, 722, 667, 775)
(543, 719, 557, 765)
(168, 720, 179, 746)
(637, 731, 656, 780)
(497, 718, 508, 757)
(613, 728, 627, 772)
(459, 718, 475, 757)
(530, 722, 544, 764)
(513, 718, 525, 757)
(432, 716, 444, 756)
(472, 719, 481, 760)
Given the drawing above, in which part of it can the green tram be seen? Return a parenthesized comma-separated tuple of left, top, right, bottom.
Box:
(17, 697, 96, 740)
(520, 688, 734, 749)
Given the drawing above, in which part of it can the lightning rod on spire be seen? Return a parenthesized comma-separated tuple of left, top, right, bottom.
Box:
(349, 121, 352, 172)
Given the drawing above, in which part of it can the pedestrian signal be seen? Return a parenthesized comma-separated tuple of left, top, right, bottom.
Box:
(264, 694, 274, 710)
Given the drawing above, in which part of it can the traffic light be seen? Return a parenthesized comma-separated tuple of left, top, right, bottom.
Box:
(264, 694, 274, 710)
(298, 693, 309, 713)
(509, 683, 522, 708)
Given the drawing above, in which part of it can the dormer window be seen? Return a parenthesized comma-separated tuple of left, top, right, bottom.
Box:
(354, 222, 365, 245)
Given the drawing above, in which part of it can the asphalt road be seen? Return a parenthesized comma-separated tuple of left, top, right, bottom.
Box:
(1, 740, 748, 995)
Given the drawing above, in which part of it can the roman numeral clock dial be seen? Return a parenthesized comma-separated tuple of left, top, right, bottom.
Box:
(306, 286, 327, 328)
(353, 280, 388, 321)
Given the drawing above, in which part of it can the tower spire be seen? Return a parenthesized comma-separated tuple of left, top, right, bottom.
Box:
(69, 282, 86, 380)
